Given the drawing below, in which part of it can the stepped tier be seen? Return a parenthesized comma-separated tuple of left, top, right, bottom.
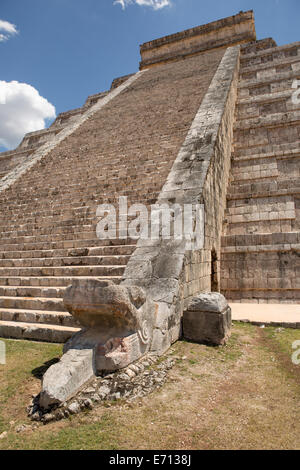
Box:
(221, 40, 300, 303)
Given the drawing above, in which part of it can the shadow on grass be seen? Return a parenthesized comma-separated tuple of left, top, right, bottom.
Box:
(31, 357, 60, 379)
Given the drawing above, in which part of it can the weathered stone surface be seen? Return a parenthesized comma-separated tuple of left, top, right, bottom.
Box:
(68, 402, 81, 414)
(63, 279, 156, 368)
(39, 278, 156, 408)
(183, 293, 232, 345)
(187, 292, 228, 313)
(39, 348, 94, 410)
(64, 279, 148, 331)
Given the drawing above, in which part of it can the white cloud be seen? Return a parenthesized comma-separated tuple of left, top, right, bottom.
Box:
(0, 81, 56, 150)
(114, 0, 171, 10)
(0, 19, 18, 42)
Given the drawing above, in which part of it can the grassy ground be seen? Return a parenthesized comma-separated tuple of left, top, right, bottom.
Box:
(0, 322, 299, 450)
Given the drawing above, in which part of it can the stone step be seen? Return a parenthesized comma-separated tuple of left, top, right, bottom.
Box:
(227, 179, 300, 199)
(226, 211, 295, 226)
(0, 189, 159, 207)
(0, 307, 77, 327)
(0, 215, 97, 233)
(0, 275, 122, 287)
(19, 157, 160, 174)
(234, 109, 300, 131)
(0, 191, 159, 211)
(0, 215, 148, 237)
(0, 244, 135, 259)
(232, 140, 300, 161)
(238, 69, 300, 97)
(6, 164, 163, 181)
(0, 254, 130, 268)
(237, 89, 292, 106)
(0, 227, 139, 246)
(0, 208, 93, 226)
(0, 202, 91, 215)
(2, 180, 162, 200)
(233, 131, 300, 154)
(0, 202, 157, 225)
(230, 161, 279, 181)
(0, 265, 125, 277)
(221, 231, 300, 248)
(241, 40, 299, 56)
(240, 38, 277, 57)
(236, 91, 300, 121)
(224, 221, 295, 236)
(225, 200, 295, 222)
(221, 243, 300, 254)
(0, 220, 99, 238)
(0, 285, 66, 298)
(0, 320, 80, 343)
(233, 116, 300, 153)
(2, 176, 162, 194)
(0, 296, 66, 312)
(0, 231, 103, 246)
(18, 166, 162, 187)
(1, 189, 161, 209)
(240, 42, 300, 68)
(240, 52, 300, 78)
(2, 238, 136, 253)
(226, 213, 295, 226)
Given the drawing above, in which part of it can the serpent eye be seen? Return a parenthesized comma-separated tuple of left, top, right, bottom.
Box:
(105, 339, 115, 353)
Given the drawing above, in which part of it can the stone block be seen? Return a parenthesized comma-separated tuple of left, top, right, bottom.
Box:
(183, 292, 231, 345)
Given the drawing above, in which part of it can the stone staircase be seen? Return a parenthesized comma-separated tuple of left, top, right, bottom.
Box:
(0, 90, 110, 181)
(221, 40, 300, 303)
(0, 241, 136, 342)
(0, 47, 223, 341)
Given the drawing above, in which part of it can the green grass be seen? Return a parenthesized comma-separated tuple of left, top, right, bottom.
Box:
(0, 339, 62, 405)
(0, 339, 62, 434)
(263, 326, 300, 358)
(2, 417, 119, 450)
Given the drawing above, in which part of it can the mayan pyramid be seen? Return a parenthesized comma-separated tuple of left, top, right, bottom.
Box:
(0, 10, 299, 346)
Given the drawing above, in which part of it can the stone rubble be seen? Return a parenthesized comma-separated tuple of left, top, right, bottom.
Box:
(28, 355, 175, 423)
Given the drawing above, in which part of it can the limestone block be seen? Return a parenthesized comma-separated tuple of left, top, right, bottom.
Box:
(39, 349, 94, 410)
(183, 292, 231, 345)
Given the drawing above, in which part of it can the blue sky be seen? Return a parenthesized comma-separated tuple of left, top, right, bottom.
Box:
(0, 0, 299, 151)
